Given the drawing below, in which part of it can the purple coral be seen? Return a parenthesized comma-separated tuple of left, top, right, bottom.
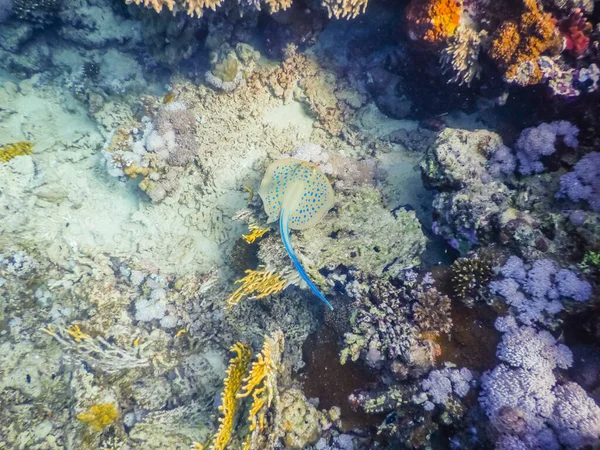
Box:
(550, 382, 600, 448)
(487, 144, 517, 178)
(557, 152, 600, 212)
(490, 257, 592, 326)
(422, 367, 474, 408)
(496, 323, 573, 371)
(481, 317, 599, 450)
(555, 269, 592, 302)
(515, 121, 579, 175)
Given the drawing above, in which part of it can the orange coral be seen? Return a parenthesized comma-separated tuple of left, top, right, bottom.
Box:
(489, 0, 561, 85)
(405, 0, 462, 45)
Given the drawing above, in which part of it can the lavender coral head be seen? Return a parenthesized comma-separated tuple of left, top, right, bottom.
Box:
(516, 121, 579, 175)
(557, 152, 600, 212)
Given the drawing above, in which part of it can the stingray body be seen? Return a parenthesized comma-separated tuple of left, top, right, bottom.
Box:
(258, 158, 335, 309)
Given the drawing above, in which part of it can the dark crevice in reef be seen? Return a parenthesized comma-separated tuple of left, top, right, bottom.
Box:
(299, 325, 385, 432)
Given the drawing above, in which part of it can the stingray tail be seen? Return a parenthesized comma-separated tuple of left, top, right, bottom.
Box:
(280, 210, 334, 310)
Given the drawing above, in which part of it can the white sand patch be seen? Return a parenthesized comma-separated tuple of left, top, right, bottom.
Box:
(263, 100, 315, 141)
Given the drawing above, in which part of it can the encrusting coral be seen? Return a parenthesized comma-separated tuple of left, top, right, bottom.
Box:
(77, 403, 119, 431)
(0, 141, 34, 163)
(405, 0, 462, 45)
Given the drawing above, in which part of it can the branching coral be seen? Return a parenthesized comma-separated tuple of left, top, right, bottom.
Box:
(412, 286, 453, 335)
(440, 26, 484, 86)
(77, 403, 119, 431)
(237, 330, 283, 432)
(242, 225, 271, 244)
(0, 141, 33, 163)
(405, 0, 462, 45)
(322, 0, 368, 19)
(226, 268, 287, 307)
(559, 8, 592, 57)
(451, 254, 493, 305)
(41, 324, 151, 373)
(489, 0, 562, 86)
(211, 343, 252, 450)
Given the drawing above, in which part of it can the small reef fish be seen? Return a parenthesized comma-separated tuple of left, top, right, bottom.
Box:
(258, 158, 335, 310)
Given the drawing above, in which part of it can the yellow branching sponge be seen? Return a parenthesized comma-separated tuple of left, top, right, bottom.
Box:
(211, 342, 252, 450)
(0, 142, 34, 163)
(242, 224, 271, 244)
(237, 331, 282, 432)
(226, 268, 286, 307)
(77, 403, 119, 431)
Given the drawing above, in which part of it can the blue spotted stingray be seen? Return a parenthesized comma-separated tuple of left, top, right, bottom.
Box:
(258, 158, 335, 310)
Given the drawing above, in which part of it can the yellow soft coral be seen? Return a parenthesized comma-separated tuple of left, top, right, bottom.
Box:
(226, 268, 287, 307)
(211, 343, 252, 450)
(321, 0, 368, 19)
(0, 142, 34, 163)
(242, 224, 271, 244)
(237, 331, 282, 431)
(77, 403, 119, 431)
(405, 0, 462, 45)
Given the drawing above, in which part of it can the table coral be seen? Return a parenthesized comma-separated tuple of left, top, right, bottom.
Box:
(405, 0, 462, 46)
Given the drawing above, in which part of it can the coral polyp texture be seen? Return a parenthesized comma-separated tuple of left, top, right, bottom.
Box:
(405, 0, 462, 45)
(226, 268, 287, 306)
(489, 0, 562, 86)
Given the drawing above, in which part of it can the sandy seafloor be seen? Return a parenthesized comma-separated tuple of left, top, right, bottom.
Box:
(0, 5, 526, 449)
